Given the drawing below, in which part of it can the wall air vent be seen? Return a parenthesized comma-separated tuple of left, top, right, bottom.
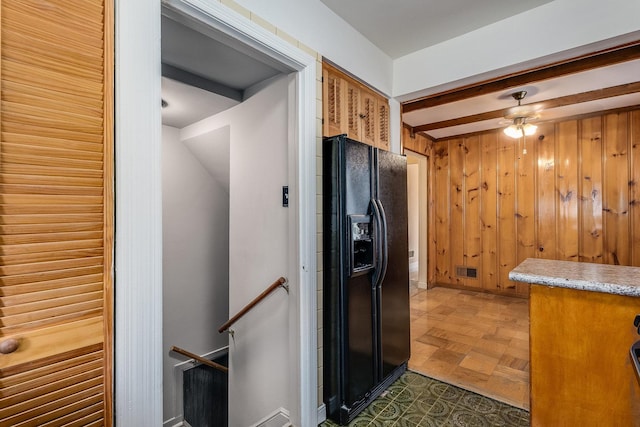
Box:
(456, 266, 478, 279)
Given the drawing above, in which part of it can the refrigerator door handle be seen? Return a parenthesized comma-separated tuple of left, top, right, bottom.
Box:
(375, 198, 389, 288)
(369, 198, 383, 287)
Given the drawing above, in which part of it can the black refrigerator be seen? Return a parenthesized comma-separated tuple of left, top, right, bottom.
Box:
(323, 134, 410, 424)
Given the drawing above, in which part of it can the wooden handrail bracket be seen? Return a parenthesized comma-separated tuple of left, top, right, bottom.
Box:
(170, 346, 228, 373)
(218, 276, 288, 333)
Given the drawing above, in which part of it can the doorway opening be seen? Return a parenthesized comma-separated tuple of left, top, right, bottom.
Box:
(405, 151, 428, 290)
(403, 147, 529, 410)
(158, 2, 317, 425)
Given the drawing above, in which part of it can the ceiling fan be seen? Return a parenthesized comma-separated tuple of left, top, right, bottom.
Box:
(502, 90, 541, 138)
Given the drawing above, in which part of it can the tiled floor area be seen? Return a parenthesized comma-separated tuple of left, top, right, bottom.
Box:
(321, 370, 529, 426)
(408, 286, 530, 410)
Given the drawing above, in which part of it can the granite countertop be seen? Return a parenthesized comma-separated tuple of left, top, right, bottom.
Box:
(509, 258, 640, 297)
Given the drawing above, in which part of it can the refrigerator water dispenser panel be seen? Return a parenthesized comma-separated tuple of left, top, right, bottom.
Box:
(349, 215, 374, 276)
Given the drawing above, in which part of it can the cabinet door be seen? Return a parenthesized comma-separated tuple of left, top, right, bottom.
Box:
(376, 99, 390, 151)
(360, 90, 377, 146)
(346, 81, 362, 142)
(322, 64, 391, 150)
(0, 1, 114, 425)
(322, 69, 346, 137)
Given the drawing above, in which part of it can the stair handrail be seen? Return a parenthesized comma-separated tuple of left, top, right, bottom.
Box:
(170, 345, 229, 373)
(218, 276, 288, 333)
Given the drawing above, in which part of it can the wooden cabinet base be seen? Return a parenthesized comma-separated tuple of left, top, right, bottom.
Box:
(530, 285, 640, 426)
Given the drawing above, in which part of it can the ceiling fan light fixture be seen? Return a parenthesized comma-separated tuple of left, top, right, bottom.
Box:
(504, 124, 523, 138)
(504, 120, 537, 138)
(523, 122, 537, 135)
(503, 91, 538, 138)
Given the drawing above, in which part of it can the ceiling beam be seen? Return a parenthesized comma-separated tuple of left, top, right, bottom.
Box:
(423, 103, 640, 142)
(402, 42, 640, 113)
(162, 63, 244, 102)
(412, 81, 640, 132)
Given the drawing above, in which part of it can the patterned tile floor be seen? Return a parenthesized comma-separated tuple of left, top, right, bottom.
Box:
(321, 371, 529, 427)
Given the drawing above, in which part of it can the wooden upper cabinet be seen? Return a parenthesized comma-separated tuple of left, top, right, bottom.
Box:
(346, 81, 362, 142)
(323, 68, 345, 138)
(377, 101, 390, 150)
(0, 0, 114, 425)
(322, 63, 390, 150)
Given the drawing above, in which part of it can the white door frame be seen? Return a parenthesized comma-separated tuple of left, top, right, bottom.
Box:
(114, 0, 317, 425)
(405, 150, 428, 289)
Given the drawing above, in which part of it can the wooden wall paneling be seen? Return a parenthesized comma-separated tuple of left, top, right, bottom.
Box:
(535, 123, 558, 259)
(449, 139, 465, 285)
(515, 135, 536, 295)
(556, 120, 579, 261)
(578, 116, 604, 263)
(603, 112, 630, 265)
(463, 136, 481, 288)
(434, 141, 450, 284)
(429, 107, 640, 297)
(480, 133, 498, 291)
(631, 110, 640, 266)
(418, 134, 429, 156)
(496, 133, 517, 293)
(402, 127, 416, 152)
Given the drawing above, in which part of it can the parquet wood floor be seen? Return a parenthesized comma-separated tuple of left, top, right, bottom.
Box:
(408, 285, 530, 410)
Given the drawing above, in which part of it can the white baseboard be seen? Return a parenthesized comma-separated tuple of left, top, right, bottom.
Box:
(164, 346, 229, 427)
(317, 403, 326, 424)
(418, 281, 428, 289)
(162, 416, 184, 427)
(253, 407, 291, 427)
(409, 261, 419, 272)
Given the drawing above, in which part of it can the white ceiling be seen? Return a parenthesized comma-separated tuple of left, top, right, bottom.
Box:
(403, 59, 640, 139)
(161, 14, 283, 128)
(319, 0, 553, 59)
(161, 77, 240, 128)
(162, 2, 640, 139)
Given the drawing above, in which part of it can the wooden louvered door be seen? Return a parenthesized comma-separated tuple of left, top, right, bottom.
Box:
(360, 90, 377, 146)
(322, 68, 345, 138)
(377, 102, 390, 150)
(322, 63, 390, 150)
(346, 81, 362, 141)
(0, 1, 113, 426)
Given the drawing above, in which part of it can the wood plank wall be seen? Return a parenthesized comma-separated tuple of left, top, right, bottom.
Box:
(404, 108, 640, 297)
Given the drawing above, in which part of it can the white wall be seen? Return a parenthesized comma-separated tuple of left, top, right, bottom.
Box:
(232, 0, 392, 95)
(162, 125, 231, 423)
(393, 0, 640, 100)
(181, 74, 292, 427)
(232, 0, 403, 153)
(406, 162, 419, 277)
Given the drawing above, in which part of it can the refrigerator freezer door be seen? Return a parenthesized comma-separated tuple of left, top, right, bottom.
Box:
(375, 149, 411, 380)
(323, 136, 378, 421)
(342, 138, 377, 407)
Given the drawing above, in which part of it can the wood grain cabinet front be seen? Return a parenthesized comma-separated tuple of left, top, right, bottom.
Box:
(322, 63, 390, 150)
(529, 285, 640, 426)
